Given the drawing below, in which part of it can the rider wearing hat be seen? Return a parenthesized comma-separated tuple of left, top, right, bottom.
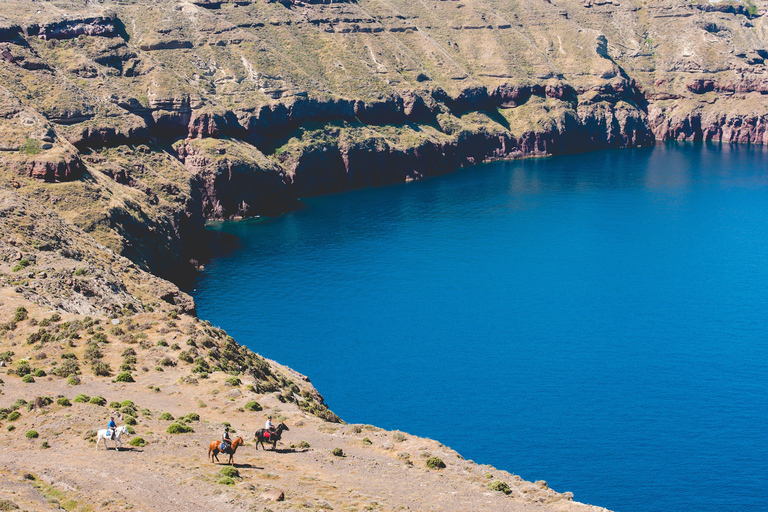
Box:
(221, 426, 232, 452)
(265, 416, 275, 438)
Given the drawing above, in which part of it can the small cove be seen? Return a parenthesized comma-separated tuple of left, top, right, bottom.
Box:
(192, 142, 768, 512)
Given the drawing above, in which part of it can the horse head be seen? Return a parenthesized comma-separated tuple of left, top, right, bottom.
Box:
(278, 422, 289, 432)
(232, 437, 244, 449)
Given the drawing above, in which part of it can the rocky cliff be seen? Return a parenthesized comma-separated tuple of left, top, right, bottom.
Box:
(1, 0, 767, 285)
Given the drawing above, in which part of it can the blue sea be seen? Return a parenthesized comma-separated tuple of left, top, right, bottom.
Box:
(192, 143, 768, 512)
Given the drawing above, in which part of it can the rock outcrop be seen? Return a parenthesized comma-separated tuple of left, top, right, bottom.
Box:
(0, 0, 767, 285)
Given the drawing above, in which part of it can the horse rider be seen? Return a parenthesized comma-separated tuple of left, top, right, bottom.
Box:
(221, 426, 232, 453)
(265, 415, 276, 438)
(107, 416, 117, 440)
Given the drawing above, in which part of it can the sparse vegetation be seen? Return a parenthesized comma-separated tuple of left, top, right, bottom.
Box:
(488, 480, 512, 494)
(115, 371, 135, 382)
(90, 396, 107, 406)
(244, 400, 262, 412)
(425, 457, 446, 470)
(25, 429, 39, 439)
(129, 437, 147, 447)
(331, 447, 344, 457)
(166, 422, 194, 434)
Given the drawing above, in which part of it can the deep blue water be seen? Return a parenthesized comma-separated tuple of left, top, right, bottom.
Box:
(192, 143, 768, 512)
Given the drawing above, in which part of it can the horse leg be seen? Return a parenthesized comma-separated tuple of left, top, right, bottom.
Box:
(96, 435, 102, 450)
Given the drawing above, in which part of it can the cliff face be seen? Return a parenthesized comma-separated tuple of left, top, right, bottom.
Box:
(0, 0, 767, 287)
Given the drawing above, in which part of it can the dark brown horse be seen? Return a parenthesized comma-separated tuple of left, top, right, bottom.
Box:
(254, 422, 289, 450)
(208, 436, 244, 465)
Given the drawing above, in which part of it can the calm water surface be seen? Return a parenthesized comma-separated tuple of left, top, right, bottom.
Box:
(193, 143, 768, 512)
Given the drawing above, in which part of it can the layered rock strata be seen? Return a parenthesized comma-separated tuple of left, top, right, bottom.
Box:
(0, 0, 767, 288)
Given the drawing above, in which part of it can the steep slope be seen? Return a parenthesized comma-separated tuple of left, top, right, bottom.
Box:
(1, 0, 767, 278)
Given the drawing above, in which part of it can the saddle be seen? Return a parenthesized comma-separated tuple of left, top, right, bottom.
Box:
(220, 442, 231, 453)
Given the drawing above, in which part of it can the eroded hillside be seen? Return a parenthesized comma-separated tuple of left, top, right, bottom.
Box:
(1, 0, 767, 278)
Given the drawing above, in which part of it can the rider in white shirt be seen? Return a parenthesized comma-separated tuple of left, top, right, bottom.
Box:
(265, 416, 275, 437)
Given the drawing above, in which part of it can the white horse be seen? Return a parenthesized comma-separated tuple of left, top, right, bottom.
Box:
(96, 426, 129, 450)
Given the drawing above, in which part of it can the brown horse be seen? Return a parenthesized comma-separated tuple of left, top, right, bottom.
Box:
(208, 436, 244, 465)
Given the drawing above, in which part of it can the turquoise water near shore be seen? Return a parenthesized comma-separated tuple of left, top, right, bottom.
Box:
(193, 143, 768, 512)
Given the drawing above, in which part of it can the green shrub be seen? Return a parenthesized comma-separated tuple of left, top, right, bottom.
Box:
(159, 357, 175, 367)
(91, 361, 111, 377)
(8, 411, 21, 422)
(89, 396, 106, 406)
(6, 425, 15, 432)
(156, 340, 168, 347)
(225, 376, 241, 386)
(244, 401, 262, 412)
(66, 376, 80, 386)
(126, 426, 135, 434)
(298, 440, 310, 449)
(34, 369, 46, 377)
(183, 412, 200, 422)
(166, 423, 193, 434)
(392, 432, 407, 442)
(53, 360, 80, 378)
(120, 400, 134, 407)
(25, 430, 38, 439)
(125, 416, 137, 426)
(425, 457, 446, 470)
(41, 441, 50, 449)
(159, 412, 174, 421)
(21, 375, 34, 383)
(13, 307, 28, 323)
(219, 466, 240, 479)
(109, 401, 121, 409)
(178, 351, 193, 364)
(56, 397, 71, 407)
(0, 351, 13, 363)
(129, 437, 146, 447)
(12, 259, 30, 272)
(0, 498, 19, 510)
(73, 394, 90, 403)
(61, 353, 77, 360)
(362, 437, 372, 445)
(15, 361, 31, 376)
(331, 447, 344, 457)
(84, 345, 102, 361)
(488, 481, 512, 494)
(217, 477, 235, 485)
(11, 399, 26, 410)
(115, 372, 134, 383)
